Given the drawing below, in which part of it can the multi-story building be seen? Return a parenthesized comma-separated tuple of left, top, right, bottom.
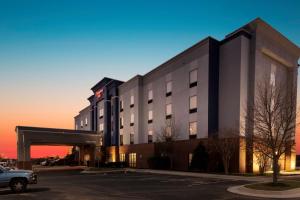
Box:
(74, 18, 300, 172)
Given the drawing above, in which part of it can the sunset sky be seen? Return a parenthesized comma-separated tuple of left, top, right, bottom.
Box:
(0, 0, 300, 159)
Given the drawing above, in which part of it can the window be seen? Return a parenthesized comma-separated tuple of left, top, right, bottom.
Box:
(129, 153, 137, 167)
(120, 135, 123, 145)
(189, 153, 193, 167)
(130, 133, 134, 144)
(270, 64, 276, 87)
(148, 130, 153, 143)
(80, 120, 83, 128)
(120, 117, 124, 129)
(189, 69, 198, 88)
(148, 90, 153, 103)
(85, 117, 88, 126)
(120, 100, 124, 112)
(99, 137, 103, 146)
(75, 124, 78, 130)
(189, 122, 197, 139)
(130, 113, 134, 126)
(99, 108, 104, 118)
(120, 153, 126, 162)
(189, 96, 197, 113)
(166, 81, 172, 96)
(166, 104, 172, 119)
(148, 110, 153, 123)
(130, 95, 134, 107)
(99, 123, 104, 133)
(166, 126, 172, 138)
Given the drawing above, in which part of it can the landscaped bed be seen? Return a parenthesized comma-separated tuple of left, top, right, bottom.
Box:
(245, 181, 300, 191)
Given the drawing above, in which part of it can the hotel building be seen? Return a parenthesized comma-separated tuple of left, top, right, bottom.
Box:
(74, 18, 300, 173)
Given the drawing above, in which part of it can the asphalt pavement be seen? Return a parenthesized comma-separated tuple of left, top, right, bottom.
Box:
(0, 169, 297, 200)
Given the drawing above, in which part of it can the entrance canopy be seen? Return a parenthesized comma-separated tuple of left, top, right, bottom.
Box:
(15, 126, 100, 169)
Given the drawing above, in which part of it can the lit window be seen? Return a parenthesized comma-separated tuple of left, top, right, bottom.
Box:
(166, 104, 172, 117)
(99, 108, 104, 118)
(99, 123, 104, 132)
(189, 69, 198, 87)
(166, 126, 172, 137)
(148, 130, 153, 143)
(129, 153, 136, 167)
(85, 117, 88, 126)
(189, 153, 193, 167)
(166, 81, 172, 95)
(270, 64, 276, 87)
(148, 90, 153, 100)
(130, 95, 134, 106)
(120, 153, 126, 162)
(189, 122, 197, 138)
(148, 110, 153, 120)
(189, 96, 197, 113)
(130, 113, 134, 125)
(80, 120, 83, 128)
(148, 130, 153, 135)
(120, 100, 124, 111)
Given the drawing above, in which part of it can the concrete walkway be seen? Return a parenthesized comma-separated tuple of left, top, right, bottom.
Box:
(33, 165, 87, 172)
(81, 167, 275, 182)
(228, 184, 300, 199)
(123, 168, 271, 182)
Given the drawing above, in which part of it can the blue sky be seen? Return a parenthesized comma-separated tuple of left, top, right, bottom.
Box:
(0, 0, 299, 109)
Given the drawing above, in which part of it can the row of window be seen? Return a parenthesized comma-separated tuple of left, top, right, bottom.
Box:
(119, 153, 137, 167)
(119, 121, 197, 145)
(76, 117, 88, 130)
(119, 152, 194, 168)
(119, 95, 197, 128)
(119, 69, 198, 111)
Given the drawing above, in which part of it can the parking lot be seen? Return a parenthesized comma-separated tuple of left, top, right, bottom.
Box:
(0, 170, 294, 200)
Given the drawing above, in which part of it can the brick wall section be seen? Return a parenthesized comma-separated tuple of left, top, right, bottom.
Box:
(107, 138, 241, 172)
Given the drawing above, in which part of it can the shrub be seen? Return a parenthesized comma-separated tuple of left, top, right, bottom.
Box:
(190, 143, 209, 171)
(148, 156, 171, 169)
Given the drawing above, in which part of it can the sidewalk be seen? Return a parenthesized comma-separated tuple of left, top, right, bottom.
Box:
(81, 167, 270, 182)
(33, 165, 87, 172)
(228, 184, 300, 199)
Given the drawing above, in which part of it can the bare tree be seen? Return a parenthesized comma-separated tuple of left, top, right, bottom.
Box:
(209, 129, 239, 174)
(155, 117, 179, 169)
(245, 78, 297, 184)
(253, 144, 270, 175)
(156, 117, 179, 143)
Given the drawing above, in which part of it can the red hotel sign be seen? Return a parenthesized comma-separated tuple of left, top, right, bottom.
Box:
(95, 89, 103, 99)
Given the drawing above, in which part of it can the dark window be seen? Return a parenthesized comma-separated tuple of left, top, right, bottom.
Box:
(130, 104, 134, 108)
(189, 134, 197, 139)
(120, 135, 123, 146)
(120, 118, 123, 129)
(148, 135, 153, 143)
(148, 119, 153, 124)
(166, 92, 172, 97)
(120, 101, 123, 112)
(99, 116, 103, 119)
(148, 99, 153, 104)
(130, 134, 134, 144)
(130, 122, 134, 126)
(189, 108, 197, 113)
(189, 82, 197, 88)
(166, 115, 172, 119)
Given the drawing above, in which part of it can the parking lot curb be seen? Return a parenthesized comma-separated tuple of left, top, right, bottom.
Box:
(227, 184, 300, 199)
